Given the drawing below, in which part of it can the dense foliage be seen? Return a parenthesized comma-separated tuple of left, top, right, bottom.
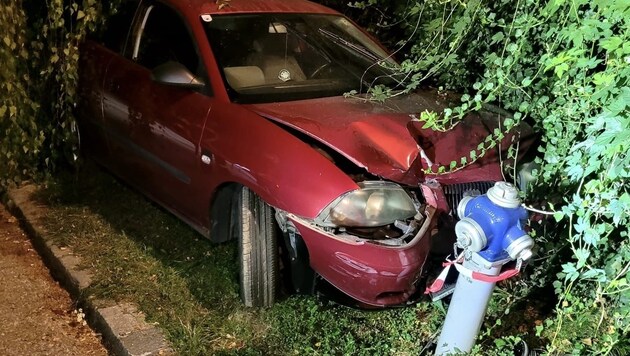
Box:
(328, 0, 629, 353)
(0, 1, 41, 187)
(0, 0, 111, 188)
(1, 0, 628, 354)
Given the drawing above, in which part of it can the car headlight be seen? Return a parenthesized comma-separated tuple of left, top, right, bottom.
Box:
(317, 181, 417, 227)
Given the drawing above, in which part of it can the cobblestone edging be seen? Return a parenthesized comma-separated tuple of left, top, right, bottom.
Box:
(5, 184, 173, 356)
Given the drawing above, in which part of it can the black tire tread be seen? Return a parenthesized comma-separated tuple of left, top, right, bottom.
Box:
(239, 187, 278, 307)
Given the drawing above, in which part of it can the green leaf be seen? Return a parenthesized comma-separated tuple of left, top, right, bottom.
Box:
(491, 32, 504, 44)
(554, 212, 565, 222)
(504, 118, 514, 128)
(600, 36, 622, 52)
(575, 248, 590, 269)
(555, 63, 569, 78)
(507, 43, 518, 53)
(592, 72, 614, 86)
(562, 263, 579, 281)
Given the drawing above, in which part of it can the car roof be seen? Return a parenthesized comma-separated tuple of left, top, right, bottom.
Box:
(189, 0, 339, 15)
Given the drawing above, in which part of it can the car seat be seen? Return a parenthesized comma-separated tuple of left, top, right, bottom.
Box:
(246, 34, 306, 83)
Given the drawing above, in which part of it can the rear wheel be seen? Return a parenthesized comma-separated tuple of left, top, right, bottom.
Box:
(237, 187, 278, 307)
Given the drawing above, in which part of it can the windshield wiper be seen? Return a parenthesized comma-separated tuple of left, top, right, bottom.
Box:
(318, 28, 382, 63)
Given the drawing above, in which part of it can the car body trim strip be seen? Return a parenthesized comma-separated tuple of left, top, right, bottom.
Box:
(97, 121, 192, 184)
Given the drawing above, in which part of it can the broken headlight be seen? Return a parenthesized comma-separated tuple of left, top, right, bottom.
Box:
(316, 181, 417, 227)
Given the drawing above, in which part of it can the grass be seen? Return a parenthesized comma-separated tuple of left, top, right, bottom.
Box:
(36, 163, 445, 355)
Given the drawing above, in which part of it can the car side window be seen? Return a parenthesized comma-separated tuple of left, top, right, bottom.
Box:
(100, 0, 139, 54)
(133, 2, 199, 75)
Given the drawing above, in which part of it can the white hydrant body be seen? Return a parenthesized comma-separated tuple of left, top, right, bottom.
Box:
(435, 254, 504, 354)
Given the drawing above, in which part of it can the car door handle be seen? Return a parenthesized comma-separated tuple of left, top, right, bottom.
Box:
(201, 149, 213, 165)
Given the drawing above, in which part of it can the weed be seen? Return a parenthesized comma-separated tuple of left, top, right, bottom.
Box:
(38, 164, 441, 354)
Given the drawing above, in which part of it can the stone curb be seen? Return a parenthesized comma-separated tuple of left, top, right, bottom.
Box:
(5, 184, 173, 356)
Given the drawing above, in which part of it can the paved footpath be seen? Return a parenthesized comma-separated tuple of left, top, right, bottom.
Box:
(0, 204, 107, 356)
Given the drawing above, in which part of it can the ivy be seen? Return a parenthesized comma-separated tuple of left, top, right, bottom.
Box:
(1, 0, 120, 189)
(330, 0, 629, 353)
(1, 1, 42, 187)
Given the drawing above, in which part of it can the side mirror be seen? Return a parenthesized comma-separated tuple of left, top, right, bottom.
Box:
(151, 61, 205, 89)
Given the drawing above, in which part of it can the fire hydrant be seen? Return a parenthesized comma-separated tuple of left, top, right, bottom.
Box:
(435, 182, 534, 355)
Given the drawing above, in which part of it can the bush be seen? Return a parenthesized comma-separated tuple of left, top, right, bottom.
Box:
(333, 0, 629, 353)
(1, 0, 116, 189)
(0, 0, 42, 187)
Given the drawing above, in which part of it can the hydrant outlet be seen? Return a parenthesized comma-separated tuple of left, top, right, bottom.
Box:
(455, 217, 487, 252)
(457, 195, 475, 220)
(505, 234, 535, 261)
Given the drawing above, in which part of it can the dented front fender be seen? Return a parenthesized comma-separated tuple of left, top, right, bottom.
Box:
(289, 205, 436, 306)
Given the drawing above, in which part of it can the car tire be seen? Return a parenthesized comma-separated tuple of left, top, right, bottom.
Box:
(238, 187, 278, 307)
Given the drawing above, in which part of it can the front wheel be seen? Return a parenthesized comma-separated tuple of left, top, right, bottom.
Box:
(237, 187, 278, 307)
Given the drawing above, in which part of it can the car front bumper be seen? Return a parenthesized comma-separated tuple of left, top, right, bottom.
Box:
(289, 205, 436, 307)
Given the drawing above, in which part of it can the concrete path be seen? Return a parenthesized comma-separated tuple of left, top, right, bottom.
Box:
(5, 184, 173, 356)
(0, 204, 107, 356)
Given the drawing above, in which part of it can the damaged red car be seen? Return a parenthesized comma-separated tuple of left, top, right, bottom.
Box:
(77, 0, 535, 307)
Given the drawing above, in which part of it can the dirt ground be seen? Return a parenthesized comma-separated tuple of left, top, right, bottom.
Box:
(0, 205, 107, 356)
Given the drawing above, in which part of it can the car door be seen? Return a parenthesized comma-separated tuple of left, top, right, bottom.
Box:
(102, 0, 213, 223)
(77, 0, 140, 164)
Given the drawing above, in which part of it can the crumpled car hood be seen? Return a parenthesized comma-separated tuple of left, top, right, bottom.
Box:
(246, 90, 532, 185)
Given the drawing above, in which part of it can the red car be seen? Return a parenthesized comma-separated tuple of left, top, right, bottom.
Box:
(77, 0, 534, 307)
